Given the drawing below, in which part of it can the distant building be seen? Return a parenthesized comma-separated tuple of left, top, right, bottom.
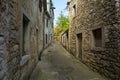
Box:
(61, 29, 69, 50)
(0, 0, 54, 80)
(67, 0, 120, 79)
(43, 0, 54, 48)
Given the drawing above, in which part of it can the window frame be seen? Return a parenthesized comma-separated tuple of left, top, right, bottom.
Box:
(91, 26, 105, 51)
(72, 4, 76, 18)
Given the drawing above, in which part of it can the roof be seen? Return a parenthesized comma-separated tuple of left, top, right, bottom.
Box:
(61, 29, 69, 36)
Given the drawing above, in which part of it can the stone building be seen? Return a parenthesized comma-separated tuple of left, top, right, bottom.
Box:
(43, 0, 54, 48)
(0, 0, 54, 80)
(67, 0, 120, 80)
(61, 29, 69, 50)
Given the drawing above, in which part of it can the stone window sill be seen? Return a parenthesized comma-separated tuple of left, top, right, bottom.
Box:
(91, 47, 104, 51)
(20, 55, 30, 67)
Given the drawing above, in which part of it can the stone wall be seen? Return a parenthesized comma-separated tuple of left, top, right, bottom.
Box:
(43, 0, 54, 49)
(0, 0, 20, 80)
(0, 0, 44, 80)
(68, 0, 120, 79)
(61, 29, 69, 50)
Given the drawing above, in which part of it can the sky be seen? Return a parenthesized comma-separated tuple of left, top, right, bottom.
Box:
(52, 0, 69, 26)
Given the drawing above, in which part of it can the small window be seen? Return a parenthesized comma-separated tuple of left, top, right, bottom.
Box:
(73, 5, 76, 17)
(22, 14, 30, 55)
(46, 34, 47, 44)
(92, 28, 102, 47)
(39, 0, 42, 12)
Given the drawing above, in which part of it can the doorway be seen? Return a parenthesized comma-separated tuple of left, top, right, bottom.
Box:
(76, 33, 82, 59)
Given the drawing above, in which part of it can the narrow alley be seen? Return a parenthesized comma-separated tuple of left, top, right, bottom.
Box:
(30, 41, 107, 80)
(0, 0, 120, 80)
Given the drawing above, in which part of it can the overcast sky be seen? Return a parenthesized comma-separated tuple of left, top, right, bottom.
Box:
(53, 0, 69, 26)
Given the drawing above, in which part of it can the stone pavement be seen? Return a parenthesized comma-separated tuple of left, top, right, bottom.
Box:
(29, 41, 108, 80)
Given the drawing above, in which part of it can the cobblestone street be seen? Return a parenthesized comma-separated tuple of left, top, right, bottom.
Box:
(29, 41, 108, 80)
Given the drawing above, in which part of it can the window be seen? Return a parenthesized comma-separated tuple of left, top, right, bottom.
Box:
(22, 14, 30, 55)
(39, 0, 42, 12)
(46, 34, 47, 44)
(92, 28, 102, 48)
(73, 5, 76, 17)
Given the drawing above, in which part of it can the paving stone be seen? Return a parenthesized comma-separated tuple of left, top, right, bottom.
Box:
(30, 41, 108, 80)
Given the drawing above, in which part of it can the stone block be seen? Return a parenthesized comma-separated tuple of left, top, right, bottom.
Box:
(0, 71, 5, 80)
(0, 37, 4, 45)
(68, 0, 120, 79)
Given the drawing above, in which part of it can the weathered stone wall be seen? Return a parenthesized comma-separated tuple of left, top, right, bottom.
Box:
(61, 30, 69, 50)
(0, 0, 44, 80)
(68, 7, 76, 55)
(68, 0, 120, 79)
(0, 1, 9, 80)
(0, 0, 21, 80)
(20, 0, 38, 80)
